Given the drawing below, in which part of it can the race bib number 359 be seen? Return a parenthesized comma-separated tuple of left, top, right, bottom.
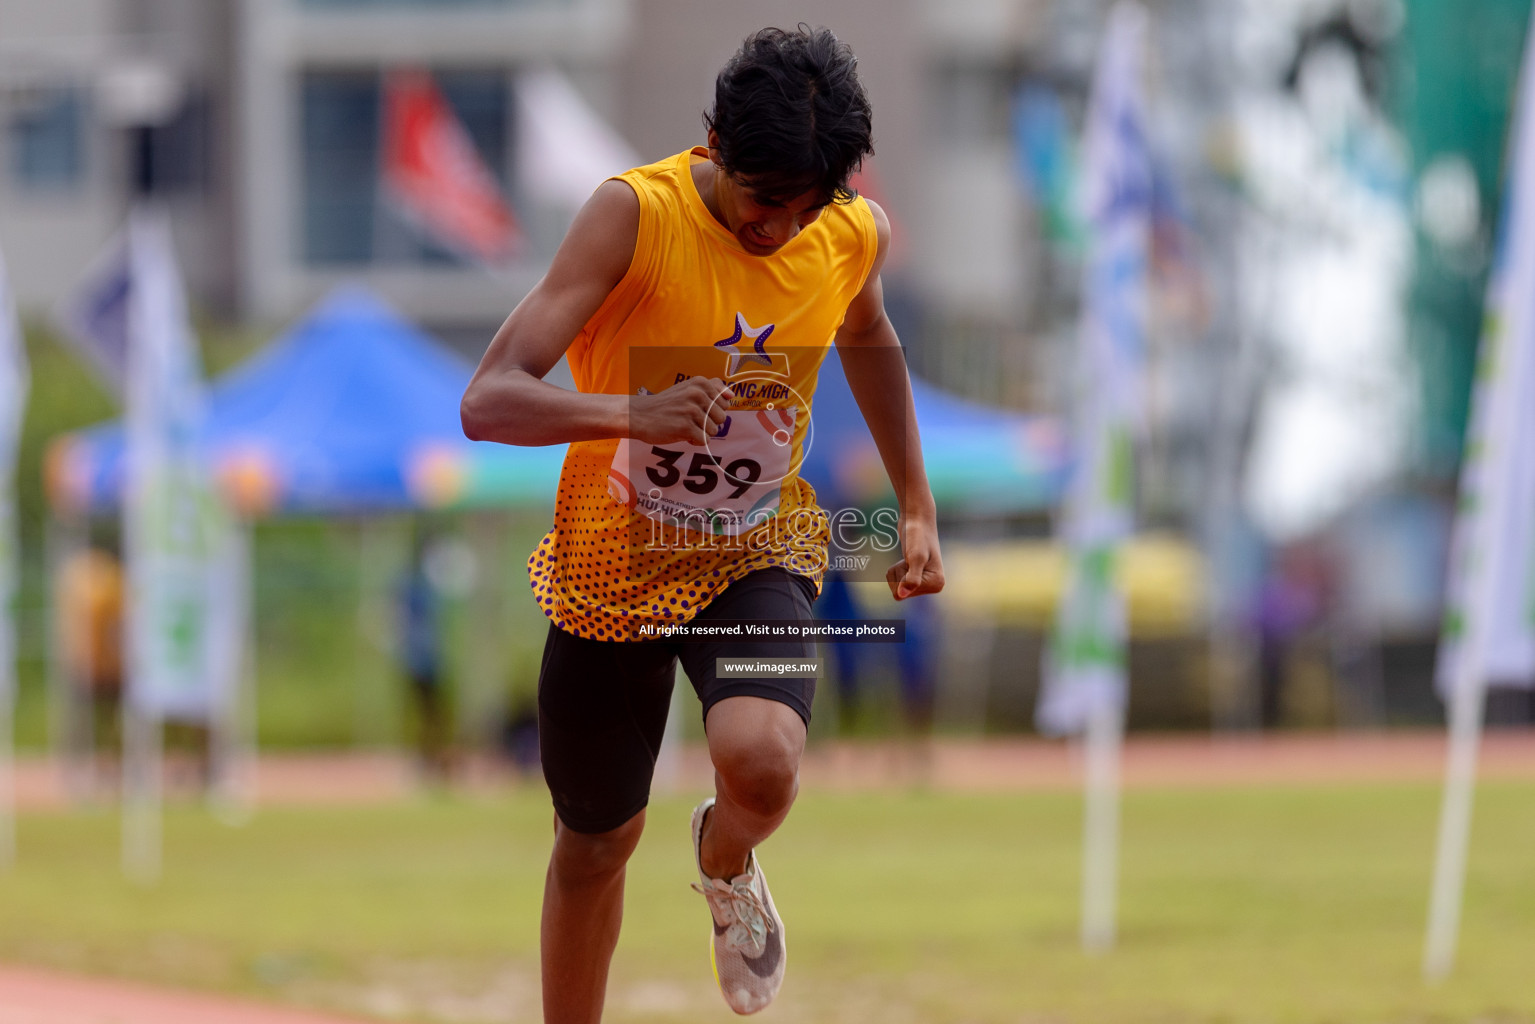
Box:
(608, 406, 797, 536)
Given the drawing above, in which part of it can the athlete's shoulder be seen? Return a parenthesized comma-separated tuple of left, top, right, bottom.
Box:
(615, 149, 693, 195)
(818, 191, 879, 235)
(611, 150, 700, 229)
(858, 197, 890, 261)
(858, 196, 890, 238)
(571, 178, 640, 247)
(819, 194, 884, 272)
(544, 178, 640, 296)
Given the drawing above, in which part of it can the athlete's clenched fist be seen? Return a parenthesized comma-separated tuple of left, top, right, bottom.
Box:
(628, 376, 734, 446)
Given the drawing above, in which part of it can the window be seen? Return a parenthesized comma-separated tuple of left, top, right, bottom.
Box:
(299, 68, 513, 265)
(131, 93, 210, 196)
(9, 86, 86, 189)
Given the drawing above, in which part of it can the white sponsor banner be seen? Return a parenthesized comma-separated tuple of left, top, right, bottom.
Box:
(1038, 3, 1152, 736)
(123, 212, 227, 722)
(517, 69, 641, 210)
(1435, 79, 1535, 693)
(1424, 15, 1535, 980)
(0, 243, 22, 865)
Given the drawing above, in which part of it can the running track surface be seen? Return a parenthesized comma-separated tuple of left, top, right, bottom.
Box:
(0, 963, 376, 1024)
(5, 730, 1535, 1022)
(11, 731, 1535, 809)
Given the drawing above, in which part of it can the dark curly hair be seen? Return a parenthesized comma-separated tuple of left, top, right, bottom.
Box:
(704, 25, 874, 206)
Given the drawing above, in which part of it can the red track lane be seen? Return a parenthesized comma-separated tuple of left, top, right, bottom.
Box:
(11, 732, 1535, 810)
(0, 964, 375, 1024)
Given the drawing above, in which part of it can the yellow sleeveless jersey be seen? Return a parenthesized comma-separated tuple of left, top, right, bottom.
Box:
(529, 148, 879, 641)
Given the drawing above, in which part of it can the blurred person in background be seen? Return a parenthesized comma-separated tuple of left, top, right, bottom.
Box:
(820, 568, 939, 783)
(497, 692, 541, 777)
(399, 527, 453, 782)
(894, 588, 939, 776)
(59, 534, 218, 791)
(1253, 541, 1334, 728)
(462, 24, 943, 1022)
(57, 539, 124, 784)
(818, 568, 866, 733)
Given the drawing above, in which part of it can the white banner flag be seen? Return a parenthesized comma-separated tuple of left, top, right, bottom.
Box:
(1, 247, 28, 709)
(123, 212, 226, 722)
(1424, 17, 1535, 979)
(1038, 3, 1153, 736)
(516, 69, 641, 210)
(1, 244, 25, 867)
(1435, 44, 1535, 695)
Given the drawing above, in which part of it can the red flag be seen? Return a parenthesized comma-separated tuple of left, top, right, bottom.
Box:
(380, 70, 521, 263)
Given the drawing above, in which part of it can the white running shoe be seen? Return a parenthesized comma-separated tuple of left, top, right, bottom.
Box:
(690, 797, 786, 1015)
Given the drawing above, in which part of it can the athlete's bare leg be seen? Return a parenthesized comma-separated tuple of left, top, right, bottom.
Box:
(699, 696, 807, 879)
(541, 810, 646, 1024)
(541, 697, 803, 1022)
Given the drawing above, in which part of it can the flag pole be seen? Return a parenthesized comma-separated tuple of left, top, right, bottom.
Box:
(0, 694, 14, 869)
(1423, 651, 1487, 980)
(1423, 14, 1535, 975)
(0, 246, 21, 870)
(1081, 694, 1124, 951)
(122, 696, 162, 883)
(1423, 259, 1510, 980)
(121, 211, 161, 884)
(1035, 1, 1149, 955)
(211, 520, 256, 826)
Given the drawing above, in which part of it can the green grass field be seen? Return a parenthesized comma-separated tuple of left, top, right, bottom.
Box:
(3, 781, 1534, 1023)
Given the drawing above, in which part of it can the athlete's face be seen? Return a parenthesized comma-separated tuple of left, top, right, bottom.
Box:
(719, 177, 827, 256)
(706, 142, 828, 256)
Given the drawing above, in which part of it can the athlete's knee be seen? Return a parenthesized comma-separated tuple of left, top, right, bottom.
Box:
(712, 729, 801, 818)
(707, 696, 806, 817)
(550, 811, 645, 883)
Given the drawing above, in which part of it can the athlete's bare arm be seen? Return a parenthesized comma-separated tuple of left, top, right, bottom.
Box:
(834, 199, 945, 601)
(461, 180, 731, 448)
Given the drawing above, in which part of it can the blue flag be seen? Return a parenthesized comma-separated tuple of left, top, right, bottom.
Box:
(53, 230, 131, 397)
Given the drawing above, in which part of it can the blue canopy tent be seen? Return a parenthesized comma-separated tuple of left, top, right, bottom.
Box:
(47, 287, 509, 516)
(796, 348, 1068, 513)
(438, 346, 1067, 514)
(49, 285, 1063, 521)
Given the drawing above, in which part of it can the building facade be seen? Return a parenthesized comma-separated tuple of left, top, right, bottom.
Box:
(2, 0, 1073, 399)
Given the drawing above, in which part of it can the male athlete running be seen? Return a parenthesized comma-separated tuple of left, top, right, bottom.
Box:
(461, 26, 942, 1022)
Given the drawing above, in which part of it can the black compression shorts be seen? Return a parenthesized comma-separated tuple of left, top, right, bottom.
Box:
(537, 567, 817, 834)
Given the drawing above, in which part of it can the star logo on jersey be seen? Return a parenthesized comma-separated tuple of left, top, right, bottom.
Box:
(713, 312, 776, 369)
